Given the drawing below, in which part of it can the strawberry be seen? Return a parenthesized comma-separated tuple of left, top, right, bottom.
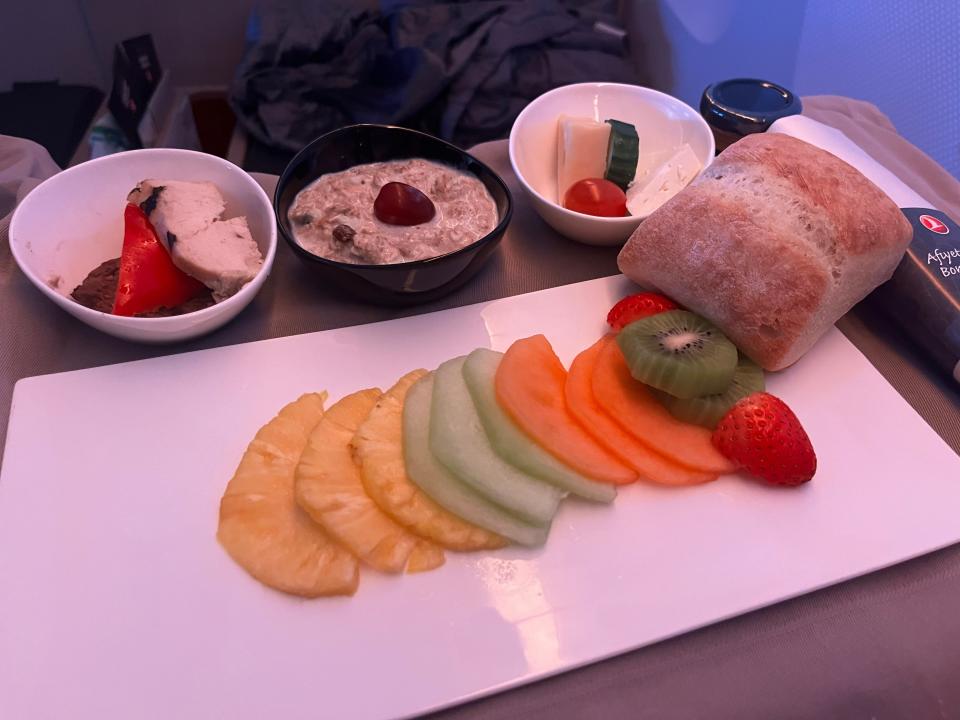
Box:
(606, 292, 678, 330)
(712, 392, 816, 486)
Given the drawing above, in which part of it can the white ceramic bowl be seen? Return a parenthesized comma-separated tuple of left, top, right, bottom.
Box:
(509, 82, 715, 246)
(10, 148, 276, 343)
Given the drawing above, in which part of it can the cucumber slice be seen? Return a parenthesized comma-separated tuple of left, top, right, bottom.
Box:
(430, 357, 564, 527)
(403, 375, 549, 547)
(463, 349, 616, 503)
(604, 119, 639, 191)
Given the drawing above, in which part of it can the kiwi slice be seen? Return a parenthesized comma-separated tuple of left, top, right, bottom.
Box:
(616, 310, 738, 399)
(654, 355, 765, 428)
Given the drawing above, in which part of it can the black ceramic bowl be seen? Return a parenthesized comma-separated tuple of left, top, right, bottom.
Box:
(274, 124, 513, 305)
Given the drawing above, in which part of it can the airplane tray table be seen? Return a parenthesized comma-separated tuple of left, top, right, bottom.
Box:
(1, 96, 958, 719)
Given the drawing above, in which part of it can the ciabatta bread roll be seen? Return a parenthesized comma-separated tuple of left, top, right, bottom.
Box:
(617, 133, 912, 370)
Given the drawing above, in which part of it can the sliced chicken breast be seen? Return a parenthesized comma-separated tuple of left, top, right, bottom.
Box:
(127, 180, 225, 247)
(171, 216, 263, 301)
(128, 179, 264, 301)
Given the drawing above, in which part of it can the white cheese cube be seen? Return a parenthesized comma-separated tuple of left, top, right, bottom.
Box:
(556, 115, 611, 204)
(626, 144, 702, 217)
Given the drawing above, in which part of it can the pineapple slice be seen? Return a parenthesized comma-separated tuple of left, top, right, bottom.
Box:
(352, 370, 505, 551)
(217, 393, 360, 598)
(295, 388, 444, 574)
(406, 541, 446, 573)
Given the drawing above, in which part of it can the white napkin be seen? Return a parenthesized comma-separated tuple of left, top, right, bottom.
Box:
(768, 115, 933, 210)
(0, 135, 60, 220)
(770, 115, 960, 383)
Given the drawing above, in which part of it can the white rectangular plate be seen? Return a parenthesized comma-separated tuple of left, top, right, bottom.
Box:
(2, 276, 959, 720)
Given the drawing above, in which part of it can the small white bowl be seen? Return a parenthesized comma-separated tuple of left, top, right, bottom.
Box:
(509, 82, 715, 246)
(10, 148, 276, 343)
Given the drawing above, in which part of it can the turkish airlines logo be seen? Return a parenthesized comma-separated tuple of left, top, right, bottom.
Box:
(919, 214, 949, 234)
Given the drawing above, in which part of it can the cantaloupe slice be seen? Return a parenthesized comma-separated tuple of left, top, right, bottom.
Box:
(463, 348, 616, 503)
(567, 337, 717, 486)
(592, 337, 736, 474)
(495, 335, 637, 485)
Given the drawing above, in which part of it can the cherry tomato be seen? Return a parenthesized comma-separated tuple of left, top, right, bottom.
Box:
(563, 178, 627, 217)
(374, 182, 436, 226)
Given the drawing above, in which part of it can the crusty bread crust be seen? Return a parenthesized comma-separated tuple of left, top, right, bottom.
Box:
(617, 133, 912, 370)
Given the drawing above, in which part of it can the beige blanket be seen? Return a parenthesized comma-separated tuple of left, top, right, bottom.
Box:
(803, 95, 959, 223)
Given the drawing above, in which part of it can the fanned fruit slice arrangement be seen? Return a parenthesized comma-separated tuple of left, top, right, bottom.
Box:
(218, 292, 817, 598)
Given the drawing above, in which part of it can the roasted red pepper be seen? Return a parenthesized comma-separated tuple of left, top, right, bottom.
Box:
(112, 204, 206, 316)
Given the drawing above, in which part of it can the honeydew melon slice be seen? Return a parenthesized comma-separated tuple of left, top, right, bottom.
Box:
(404, 374, 549, 547)
(463, 348, 615, 503)
(430, 357, 563, 527)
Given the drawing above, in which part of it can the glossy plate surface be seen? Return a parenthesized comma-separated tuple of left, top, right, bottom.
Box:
(2, 276, 959, 719)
